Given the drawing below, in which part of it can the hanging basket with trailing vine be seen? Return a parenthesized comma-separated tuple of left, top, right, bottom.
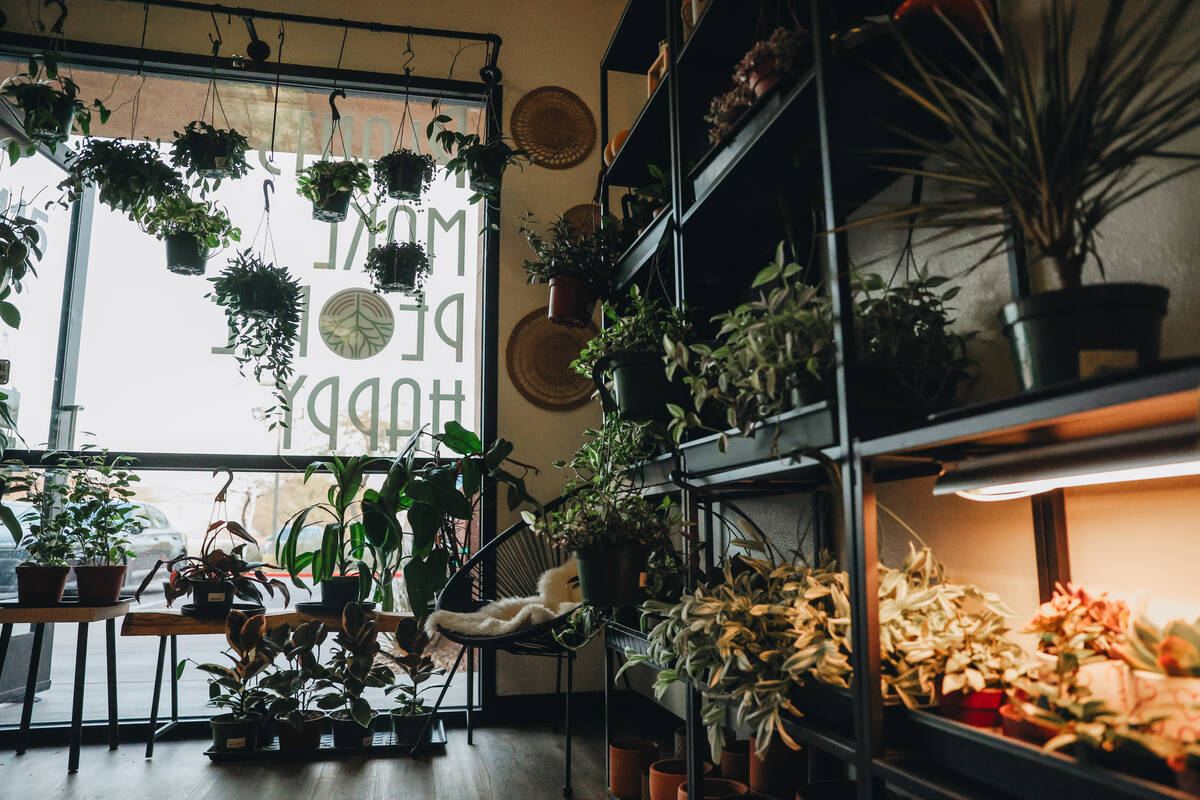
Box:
(364, 240, 431, 297)
(373, 148, 435, 203)
(57, 138, 186, 221)
(170, 120, 251, 184)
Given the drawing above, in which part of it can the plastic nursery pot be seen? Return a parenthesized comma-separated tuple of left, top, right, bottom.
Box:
(375, 250, 420, 293)
(27, 92, 76, 145)
(467, 150, 507, 198)
(256, 711, 276, 748)
(164, 233, 210, 276)
(194, 141, 233, 178)
(593, 351, 671, 423)
(719, 739, 750, 785)
(1000, 282, 1168, 392)
(311, 190, 351, 223)
(750, 735, 803, 797)
(385, 159, 427, 200)
(73, 564, 127, 604)
(998, 704, 1058, 745)
(191, 580, 234, 618)
(797, 780, 858, 800)
(210, 712, 262, 752)
(330, 709, 379, 748)
(546, 275, 596, 327)
(235, 280, 281, 320)
(573, 543, 646, 608)
(275, 711, 326, 750)
(319, 575, 363, 612)
(610, 739, 661, 800)
(649, 759, 715, 800)
(14, 565, 70, 606)
(389, 710, 434, 747)
(938, 687, 1005, 728)
(676, 777, 750, 799)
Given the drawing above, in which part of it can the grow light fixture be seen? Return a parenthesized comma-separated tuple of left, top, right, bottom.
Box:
(934, 421, 1200, 501)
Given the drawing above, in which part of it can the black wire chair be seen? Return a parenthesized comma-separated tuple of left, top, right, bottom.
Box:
(434, 501, 581, 798)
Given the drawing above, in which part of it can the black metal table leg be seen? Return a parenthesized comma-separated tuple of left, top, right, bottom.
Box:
(0, 623, 12, 685)
(146, 635, 167, 758)
(68, 622, 89, 773)
(409, 643, 466, 757)
(169, 634, 178, 721)
(466, 646, 474, 745)
(553, 652, 563, 734)
(16, 622, 45, 755)
(106, 618, 118, 750)
(562, 651, 574, 799)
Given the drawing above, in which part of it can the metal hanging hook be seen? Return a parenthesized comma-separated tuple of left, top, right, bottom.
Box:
(262, 179, 274, 213)
(208, 9, 222, 53)
(401, 33, 414, 73)
(328, 88, 346, 122)
(212, 467, 234, 503)
(44, 0, 67, 35)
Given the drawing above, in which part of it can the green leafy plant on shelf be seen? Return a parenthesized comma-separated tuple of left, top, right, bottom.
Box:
(140, 193, 240, 247)
(37, 449, 143, 567)
(623, 163, 670, 233)
(207, 249, 302, 430)
(2, 51, 108, 160)
(261, 619, 330, 728)
(572, 285, 688, 379)
(1023, 581, 1129, 663)
(169, 120, 251, 188)
(1118, 616, 1200, 677)
(296, 159, 383, 232)
(525, 484, 675, 555)
(519, 212, 625, 290)
(0, 464, 73, 566)
(192, 611, 288, 720)
(57, 138, 186, 222)
(553, 417, 664, 498)
(315, 604, 394, 727)
(427, 102, 527, 205)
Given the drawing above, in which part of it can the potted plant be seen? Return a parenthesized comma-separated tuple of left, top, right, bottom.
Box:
(1, 51, 107, 157)
(1117, 615, 1200, 742)
(0, 466, 74, 605)
(191, 610, 287, 752)
(0, 203, 39, 337)
(208, 250, 302, 431)
(520, 213, 624, 327)
(57, 138, 186, 222)
(296, 158, 381, 228)
(261, 619, 330, 750)
(316, 604, 395, 747)
(868, 0, 1200, 390)
(169, 119, 251, 184)
(373, 148, 436, 202)
(382, 616, 445, 747)
(140, 193, 240, 275)
(427, 106, 527, 205)
(734, 26, 811, 97)
(704, 83, 754, 146)
(572, 286, 688, 422)
(134, 519, 290, 618)
(364, 240, 431, 297)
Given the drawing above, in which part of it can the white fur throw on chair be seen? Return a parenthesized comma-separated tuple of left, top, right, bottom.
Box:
(425, 559, 581, 637)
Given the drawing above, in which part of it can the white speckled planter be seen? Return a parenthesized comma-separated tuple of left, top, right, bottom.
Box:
(1131, 671, 1200, 741)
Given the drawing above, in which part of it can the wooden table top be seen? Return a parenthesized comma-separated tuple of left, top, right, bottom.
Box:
(0, 600, 133, 624)
(121, 607, 412, 637)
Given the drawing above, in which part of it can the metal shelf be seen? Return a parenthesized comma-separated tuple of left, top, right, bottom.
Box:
(605, 70, 673, 188)
(602, 0, 668, 74)
(613, 205, 672, 291)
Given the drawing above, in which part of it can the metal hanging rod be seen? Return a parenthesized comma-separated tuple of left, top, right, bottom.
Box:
(102, 0, 503, 76)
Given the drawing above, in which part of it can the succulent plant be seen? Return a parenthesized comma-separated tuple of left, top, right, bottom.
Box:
(1024, 582, 1130, 662)
(1119, 616, 1200, 677)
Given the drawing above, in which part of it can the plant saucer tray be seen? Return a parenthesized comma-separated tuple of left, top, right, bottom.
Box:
(204, 718, 447, 762)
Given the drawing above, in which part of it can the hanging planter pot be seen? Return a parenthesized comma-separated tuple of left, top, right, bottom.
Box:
(73, 564, 127, 604)
(365, 241, 431, 296)
(593, 351, 671, 422)
(210, 712, 261, 752)
(373, 148, 435, 202)
(1000, 283, 1169, 392)
(312, 190, 351, 223)
(297, 159, 372, 224)
(573, 543, 646, 608)
(24, 90, 77, 145)
(164, 233, 210, 276)
(547, 275, 597, 327)
(169, 121, 251, 182)
(14, 564, 71, 606)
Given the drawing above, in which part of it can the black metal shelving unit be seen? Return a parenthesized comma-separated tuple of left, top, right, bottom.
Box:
(594, 2, 1200, 800)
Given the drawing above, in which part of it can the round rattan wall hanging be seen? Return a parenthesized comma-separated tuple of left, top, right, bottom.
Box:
(563, 203, 602, 237)
(506, 307, 598, 411)
(511, 86, 596, 170)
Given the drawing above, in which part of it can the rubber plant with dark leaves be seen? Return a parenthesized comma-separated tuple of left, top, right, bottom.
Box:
(190, 611, 288, 744)
(260, 619, 330, 734)
(57, 138, 186, 222)
(208, 250, 302, 431)
(427, 101, 527, 205)
(133, 518, 290, 609)
(169, 120, 251, 190)
(314, 603, 394, 730)
(382, 616, 444, 724)
(2, 51, 108, 161)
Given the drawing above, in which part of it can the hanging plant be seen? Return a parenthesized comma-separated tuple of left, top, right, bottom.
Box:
(427, 100, 527, 205)
(295, 159, 381, 229)
(373, 148, 435, 203)
(208, 249, 302, 430)
(0, 203, 40, 329)
(140, 193, 240, 276)
(1, 52, 108, 161)
(170, 120, 251, 185)
(704, 82, 755, 146)
(364, 240, 431, 297)
(57, 138, 186, 222)
(733, 27, 811, 98)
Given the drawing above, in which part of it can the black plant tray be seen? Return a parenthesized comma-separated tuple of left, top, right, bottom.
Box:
(205, 719, 446, 762)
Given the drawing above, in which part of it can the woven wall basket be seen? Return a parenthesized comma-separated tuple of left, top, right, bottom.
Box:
(511, 86, 596, 169)
(506, 307, 597, 411)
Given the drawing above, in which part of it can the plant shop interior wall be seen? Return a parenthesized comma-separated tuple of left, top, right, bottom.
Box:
(2, 0, 641, 696)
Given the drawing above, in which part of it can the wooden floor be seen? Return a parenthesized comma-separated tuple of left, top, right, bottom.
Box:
(0, 723, 609, 800)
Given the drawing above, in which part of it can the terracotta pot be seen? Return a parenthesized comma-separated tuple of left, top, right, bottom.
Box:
(276, 710, 325, 750)
(649, 759, 715, 800)
(604, 129, 631, 166)
(15, 565, 70, 606)
(998, 704, 1058, 745)
(610, 739, 660, 800)
(748, 65, 779, 97)
(73, 564, 127, 604)
(798, 780, 857, 800)
(750, 735, 803, 797)
(939, 687, 1004, 728)
(719, 739, 750, 784)
(677, 777, 749, 799)
(547, 275, 596, 327)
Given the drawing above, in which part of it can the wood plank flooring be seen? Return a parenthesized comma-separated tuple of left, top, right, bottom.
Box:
(0, 722, 609, 800)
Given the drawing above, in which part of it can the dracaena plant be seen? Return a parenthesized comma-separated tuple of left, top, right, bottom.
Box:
(1024, 582, 1129, 663)
(134, 518, 290, 608)
(862, 0, 1200, 291)
(383, 616, 444, 716)
(169, 120, 251, 188)
(260, 619, 331, 725)
(191, 611, 288, 719)
(57, 138, 186, 222)
(2, 51, 108, 160)
(315, 604, 394, 726)
(140, 193, 240, 248)
(620, 552, 853, 758)
(207, 250, 302, 431)
(1118, 616, 1200, 677)
(571, 285, 689, 378)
